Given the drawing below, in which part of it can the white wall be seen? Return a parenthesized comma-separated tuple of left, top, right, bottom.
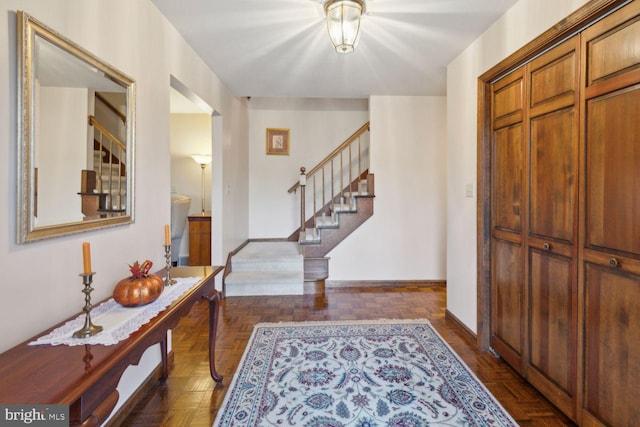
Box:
(0, 0, 249, 419)
(248, 98, 369, 238)
(329, 96, 447, 281)
(445, 0, 590, 332)
(219, 103, 251, 265)
(37, 86, 87, 225)
(247, 96, 446, 281)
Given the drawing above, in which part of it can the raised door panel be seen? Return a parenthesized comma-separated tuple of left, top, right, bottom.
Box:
(584, 1, 640, 91)
(529, 37, 578, 116)
(493, 124, 523, 233)
(529, 108, 577, 242)
(493, 69, 524, 129)
(527, 250, 576, 418)
(582, 263, 640, 426)
(491, 239, 523, 369)
(587, 18, 640, 84)
(585, 86, 640, 256)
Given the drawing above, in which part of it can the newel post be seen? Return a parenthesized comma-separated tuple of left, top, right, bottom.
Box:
(299, 167, 306, 233)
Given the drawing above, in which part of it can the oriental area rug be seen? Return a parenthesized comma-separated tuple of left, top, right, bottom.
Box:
(213, 320, 518, 426)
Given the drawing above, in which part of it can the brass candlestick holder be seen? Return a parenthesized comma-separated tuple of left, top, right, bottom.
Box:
(72, 273, 103, 338)
(164, 245, 176, 285)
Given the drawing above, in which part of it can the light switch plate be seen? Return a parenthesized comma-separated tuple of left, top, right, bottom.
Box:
(465, 183, 474, 198)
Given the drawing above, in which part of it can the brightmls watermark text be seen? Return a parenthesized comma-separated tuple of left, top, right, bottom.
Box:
(0, 405, 68, 426)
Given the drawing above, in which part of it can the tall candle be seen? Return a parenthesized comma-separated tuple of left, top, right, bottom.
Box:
(164, 224, 171, 246)
(82, 242, 92, 274)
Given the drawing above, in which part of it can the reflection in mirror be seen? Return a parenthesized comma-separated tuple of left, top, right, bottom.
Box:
(17, 11, 135, 243)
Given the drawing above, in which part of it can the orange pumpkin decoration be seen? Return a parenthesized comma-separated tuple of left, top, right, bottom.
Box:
(113, 260, 164, 307)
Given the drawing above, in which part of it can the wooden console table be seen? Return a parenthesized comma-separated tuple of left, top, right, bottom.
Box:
(0, 265, 224, 427)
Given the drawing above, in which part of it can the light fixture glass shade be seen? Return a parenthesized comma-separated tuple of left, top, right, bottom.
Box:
(190, 154, 212, 165)
(325, 0, 365, 54)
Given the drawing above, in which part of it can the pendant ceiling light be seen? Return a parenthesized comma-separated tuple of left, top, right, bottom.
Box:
(324, 0, 365, 54)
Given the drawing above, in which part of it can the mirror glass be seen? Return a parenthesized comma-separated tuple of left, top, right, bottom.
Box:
(17, 11, 135, 243)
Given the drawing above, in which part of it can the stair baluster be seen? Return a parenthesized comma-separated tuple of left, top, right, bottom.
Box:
(340, 151, 344, 202)
(312, 174, 317, 235)
(348, 142, 352, 196)
(330, 158, 335, 213)
(299, 167, 306, 234)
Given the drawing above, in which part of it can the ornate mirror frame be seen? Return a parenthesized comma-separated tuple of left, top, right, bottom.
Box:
(16, 11, 135, 243)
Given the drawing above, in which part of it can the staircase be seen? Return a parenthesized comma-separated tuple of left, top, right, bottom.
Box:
(289, 171, 374, 284)
(223, 122, 373, 297)
(83, 115, 127, 217)
(80, 93, 128, 219)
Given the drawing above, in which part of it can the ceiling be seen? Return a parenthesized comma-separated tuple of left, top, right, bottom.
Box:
(152, 0, 519, 99)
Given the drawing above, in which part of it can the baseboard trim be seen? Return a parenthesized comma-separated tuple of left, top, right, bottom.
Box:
(445, 309, 477, 344)
(104, 351, 174, 427)
(326, 280, 446, 289)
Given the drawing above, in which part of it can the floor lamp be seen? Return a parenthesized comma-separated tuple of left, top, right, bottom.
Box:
(190, 154, 212, 215)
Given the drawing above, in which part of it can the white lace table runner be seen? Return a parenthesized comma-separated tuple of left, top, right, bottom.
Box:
(29, 277, 203, 347)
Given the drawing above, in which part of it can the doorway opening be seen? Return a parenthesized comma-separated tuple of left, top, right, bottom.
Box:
(169, 77, 216, 266)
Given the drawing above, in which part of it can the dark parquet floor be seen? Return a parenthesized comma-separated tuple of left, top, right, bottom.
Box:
(120, 285, 575, 426)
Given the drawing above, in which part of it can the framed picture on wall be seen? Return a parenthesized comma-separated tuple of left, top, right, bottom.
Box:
(266, 128, 290, 155)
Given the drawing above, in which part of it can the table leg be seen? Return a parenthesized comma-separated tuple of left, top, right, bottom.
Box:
(203, 291, 223, 383)
(160, 333, 168, 382)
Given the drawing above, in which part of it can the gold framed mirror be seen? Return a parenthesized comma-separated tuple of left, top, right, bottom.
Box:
(17, 11, 135, 243)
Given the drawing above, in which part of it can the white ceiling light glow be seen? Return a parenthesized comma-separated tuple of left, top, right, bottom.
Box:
(324, 0, 365, 54)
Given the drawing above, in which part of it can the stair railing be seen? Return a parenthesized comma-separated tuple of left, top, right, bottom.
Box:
(96, 92, 126, 124)
(288, 122, 370, 239)
(89, 115, 126, 212)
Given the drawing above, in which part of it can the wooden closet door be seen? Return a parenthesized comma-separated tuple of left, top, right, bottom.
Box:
(490, 69, 526, 371)
(525, 36, 580, 420)
(580, 2, 640, 425)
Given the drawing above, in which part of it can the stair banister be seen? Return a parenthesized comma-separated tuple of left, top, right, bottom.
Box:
(95, 93, 126, 124)
(287, 122, 369, 194)
(89, 116, 126, 152)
